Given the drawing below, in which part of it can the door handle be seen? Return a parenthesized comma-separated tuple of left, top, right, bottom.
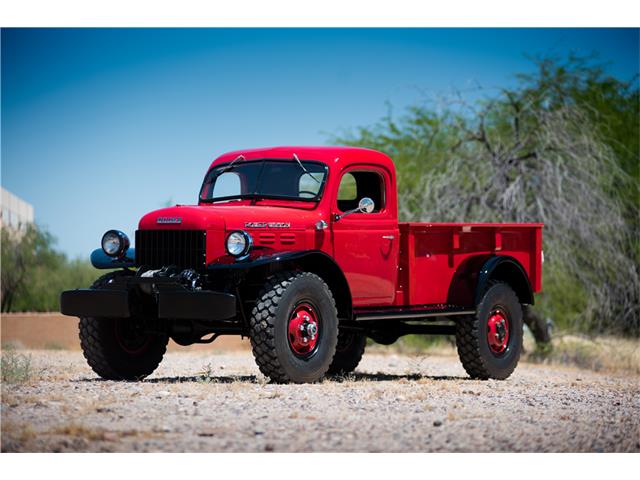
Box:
(382, 235, 395, 240)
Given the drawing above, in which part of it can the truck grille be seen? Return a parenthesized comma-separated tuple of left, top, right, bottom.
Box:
(135, 230, 206, 270)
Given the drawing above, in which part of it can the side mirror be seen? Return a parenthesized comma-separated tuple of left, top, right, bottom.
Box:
(335, 197, 376, 221)
(358, 197, 375, 214)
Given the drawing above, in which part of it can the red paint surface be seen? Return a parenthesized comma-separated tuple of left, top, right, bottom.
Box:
(288, 303, 319, 357)
(137, 146, 543, 308)
(398, 223, 543, 306)
(487, 308, 510, 354)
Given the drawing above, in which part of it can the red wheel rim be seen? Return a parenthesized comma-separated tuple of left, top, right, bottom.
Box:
(288, 302, 319, 357)
(487, 308, 510, 354)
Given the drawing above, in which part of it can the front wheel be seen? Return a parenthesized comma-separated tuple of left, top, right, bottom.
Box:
(455, 281, 523, 380)
(79, 271, 168, 381)
(249, 271, 338, 383)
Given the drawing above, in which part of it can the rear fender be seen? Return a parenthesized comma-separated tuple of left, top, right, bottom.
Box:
(447, 255, 534, 307)
(476, 256, 534, 305)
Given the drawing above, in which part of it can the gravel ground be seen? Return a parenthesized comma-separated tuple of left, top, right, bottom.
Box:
(1, 349, 639, 452)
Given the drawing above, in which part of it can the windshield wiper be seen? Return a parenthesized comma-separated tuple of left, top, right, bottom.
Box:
(201, 194, 271, 204)
(199, 155, 246, 202)
(293, 153, 321, 184)
(220, 154, 246, 173)
(200, 196, 244, 203)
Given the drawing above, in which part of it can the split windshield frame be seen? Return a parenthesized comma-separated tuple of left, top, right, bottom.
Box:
(199, 158, 329, 204)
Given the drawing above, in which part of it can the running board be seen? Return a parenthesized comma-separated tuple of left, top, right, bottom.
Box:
(354, 307, 475, 322)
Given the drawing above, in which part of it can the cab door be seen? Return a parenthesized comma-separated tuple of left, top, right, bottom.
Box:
(331, 167, 399, 306)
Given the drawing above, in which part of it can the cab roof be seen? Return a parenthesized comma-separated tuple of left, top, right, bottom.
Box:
(208, 146, 396, 174)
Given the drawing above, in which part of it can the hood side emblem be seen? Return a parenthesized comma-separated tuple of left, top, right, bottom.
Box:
(157, 217, 182, 224)
(245, 222, 291, 229)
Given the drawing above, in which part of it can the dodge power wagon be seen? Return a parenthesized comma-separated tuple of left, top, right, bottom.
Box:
(61, 146, 543, 383)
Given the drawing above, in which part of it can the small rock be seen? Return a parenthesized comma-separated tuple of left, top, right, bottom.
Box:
(433, 420, 442, 427)
(265, 444, 275, 452)
(254, 430, 264, 436)
(103, 432, 119, 442)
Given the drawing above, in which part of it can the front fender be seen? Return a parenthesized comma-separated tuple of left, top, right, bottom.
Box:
(208, 249, 324, 270)
(209, 250, 353, 320)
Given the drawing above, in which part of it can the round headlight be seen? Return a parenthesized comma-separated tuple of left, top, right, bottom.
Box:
(226, 230, 252, 257)
(101, 230, 130, 258)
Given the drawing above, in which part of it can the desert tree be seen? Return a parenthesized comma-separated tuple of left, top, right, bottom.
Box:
(409, 98, 638, 335)
(332, 55, 639, 337)
(1, 224, 99, 312)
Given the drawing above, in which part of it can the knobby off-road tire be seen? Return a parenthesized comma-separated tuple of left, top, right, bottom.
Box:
(327, 331, 366, 375)
(455, 281, 523, 380)
(79, 270, 168, 381)
(249, 271, 339, 383)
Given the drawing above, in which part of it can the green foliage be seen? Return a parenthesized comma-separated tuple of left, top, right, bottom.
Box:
(516, 54, 640, 264)
(1, 224, 101, 312)
(534, 264, 587, 329)
(332, 54, 639, 336)
(337, 105, 464, 218)
(517, 54, 639, 184)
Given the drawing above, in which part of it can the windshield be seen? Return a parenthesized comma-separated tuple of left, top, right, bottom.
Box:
(199, 159, 328, 203)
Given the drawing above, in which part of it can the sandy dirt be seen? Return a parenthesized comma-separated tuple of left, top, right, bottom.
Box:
(2, 349, 638, 452)
(1, 313, 249, 351)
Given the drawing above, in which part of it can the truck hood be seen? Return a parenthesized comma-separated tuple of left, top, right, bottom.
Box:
(138, 204, 324, 231)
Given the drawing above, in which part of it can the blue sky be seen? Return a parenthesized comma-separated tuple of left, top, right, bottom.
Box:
(2, 28, 638, 259)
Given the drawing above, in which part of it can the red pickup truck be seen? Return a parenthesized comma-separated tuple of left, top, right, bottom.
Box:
(61, 146, 543, 383)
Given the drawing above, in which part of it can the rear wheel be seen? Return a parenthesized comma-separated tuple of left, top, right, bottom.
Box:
(328, 331, 366, 375)
(79, 270, 168, 381)
(455, 281, 523, 380)
(249, 271, 338, 383)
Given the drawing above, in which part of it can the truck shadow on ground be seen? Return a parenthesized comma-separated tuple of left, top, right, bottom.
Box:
(77, 372, 470, 384)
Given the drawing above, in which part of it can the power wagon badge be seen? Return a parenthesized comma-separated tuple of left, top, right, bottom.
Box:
(244, 222, 290, 228)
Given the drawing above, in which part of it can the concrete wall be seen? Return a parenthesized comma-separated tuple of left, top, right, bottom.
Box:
(1, 187, 34, 229)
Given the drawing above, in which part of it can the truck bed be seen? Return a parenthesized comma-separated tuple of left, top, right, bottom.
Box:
(396, 222, 543, 307)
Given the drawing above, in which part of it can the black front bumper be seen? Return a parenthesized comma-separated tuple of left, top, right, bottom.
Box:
(60, 287, 236, 321)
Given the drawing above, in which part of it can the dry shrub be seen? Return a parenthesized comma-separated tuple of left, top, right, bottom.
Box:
(1, 346, 34, 383)
(526, 335, 640, 375)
